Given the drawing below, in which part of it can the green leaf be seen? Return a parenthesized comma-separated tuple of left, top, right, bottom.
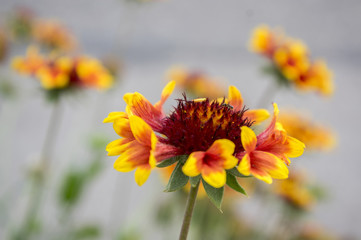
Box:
(157, 155, 188, 168)
(226, 173, 247, 196)
(202, 179, 224, 212)
(58, 170, 86, 207)
(73, 225, 100, 239)
(190, 175, 201, 187)
(227, 167, 251, 178)
(164, 161, 189, 192)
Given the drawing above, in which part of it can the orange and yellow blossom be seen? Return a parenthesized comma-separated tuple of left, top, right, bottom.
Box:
(32, 19, 77, 51)
(237, 104, 305, 184)
(105, 82, 305, 188)
(167, 66, 227, 99)
(12, 46, 45, 75)
(36, 56, 72, 89)
(250, 25, 334, 96)
(75, 56, 113, 90)
(274, 171, 315, 210)
(12, 47, 114, 91)
(183, 139, 238, 188)
(278, 110, 336, 151)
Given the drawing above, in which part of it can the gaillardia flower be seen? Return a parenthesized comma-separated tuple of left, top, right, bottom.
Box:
(250, 25, 334, 96)
(104, 82, 305, 191)
(167, 66, 227, 99)
(278, 110, 336, 151)
(273, 170, 316, 210)
(12, 46, 113, 94)
(32, 19, 77, 51)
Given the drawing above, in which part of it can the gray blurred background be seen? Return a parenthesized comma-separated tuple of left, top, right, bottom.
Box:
(0, 0, 360, 239)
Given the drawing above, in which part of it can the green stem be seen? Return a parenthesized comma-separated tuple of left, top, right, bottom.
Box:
(14, 100, 62, 240)
(178, 183, 199, 240)
(256, 81, 280, 109)
(41, 100, 62, 167)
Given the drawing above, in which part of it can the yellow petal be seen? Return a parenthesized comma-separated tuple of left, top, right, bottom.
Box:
(149, 150, 156, 168)
(202, 167, 226, 188)
(134, 165, 151, 186)
(273, 103, 279, 118)
(113, 155, 135, 172)
(241, 126, 257, 152)
(268, 161, 289, 180)
(253, 171, 273, 184)
(106, 138, 133, 156)
(286, 136, 305, 158)
(124, 92, 156, 115)
(223, 155, 238, 170)
(228, 86, 243, 111)
(182, 152, 204, 177)
(154, 80, 176, 110)
(244, 109, 270, 124)
(260, 152, 289, 179)
(237, 153, 251, 176)
(103, 112, 127, 123)
(129, 115, 153, 146)
(208, 139, 235, 157)
(113, 117, 133, 138)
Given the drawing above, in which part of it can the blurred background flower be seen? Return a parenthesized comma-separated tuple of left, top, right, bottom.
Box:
(250, 25, 334, 96)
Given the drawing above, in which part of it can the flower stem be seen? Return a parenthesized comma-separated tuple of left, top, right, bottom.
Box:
(41, 100, 62, 167)
(178, 182, 200, 240)
(14, 100, 62, 240)
(256, 81, 280, 108)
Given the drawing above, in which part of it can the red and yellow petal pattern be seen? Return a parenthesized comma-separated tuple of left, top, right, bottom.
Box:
(123, 81, 175, 131)
(244, 109, 270, 124)
(182, 139, 238, 188)
(228, 86, 243, 111)
(108, 115, 158, 186)
(239, 126, 290, 184)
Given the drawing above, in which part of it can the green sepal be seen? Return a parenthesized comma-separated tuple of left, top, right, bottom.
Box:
(190, 175, 201, 187)
(202, 179, 224, 212)
(227, 167, 251, 178)
(164, 161, 189, 192)
(226, 173, 247, 196)
(157, 155, 188, 168)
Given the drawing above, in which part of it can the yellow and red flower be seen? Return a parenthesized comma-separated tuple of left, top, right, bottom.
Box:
(32, 19, 77, 51)
(273, 170, 315, 210)
(237, 103, 305, 183)
(250, 25, 334, 96)
(278, 110, 336, 151)
(105, 82, 305, 188)
(12, 46, 114, 91)
(12, 46, 46, 75)
(167, 66, 227, 99)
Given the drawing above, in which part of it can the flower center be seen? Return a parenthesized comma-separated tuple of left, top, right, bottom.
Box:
(160, 97, 253, 155)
